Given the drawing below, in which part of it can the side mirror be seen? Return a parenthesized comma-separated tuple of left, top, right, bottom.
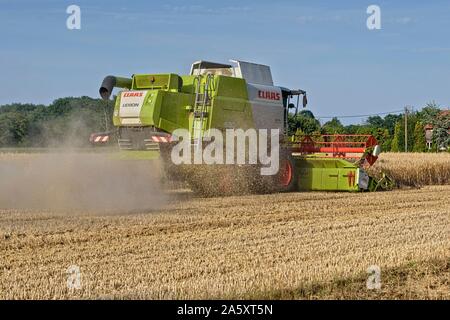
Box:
(288, 103, 296, 109)
(302, 94, 308, 108)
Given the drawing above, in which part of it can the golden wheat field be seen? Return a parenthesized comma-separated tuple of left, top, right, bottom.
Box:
(370, 152, 450, 187)
(0, 152, 449, 300)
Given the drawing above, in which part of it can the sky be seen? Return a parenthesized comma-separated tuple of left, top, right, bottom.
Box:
(1, 0, 449, 124)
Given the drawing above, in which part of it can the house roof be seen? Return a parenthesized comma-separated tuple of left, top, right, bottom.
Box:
(439, 110, 449, 117)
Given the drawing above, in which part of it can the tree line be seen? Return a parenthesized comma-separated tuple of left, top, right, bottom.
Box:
(0, 97, 448, 152)
(0, 97, 114, 148)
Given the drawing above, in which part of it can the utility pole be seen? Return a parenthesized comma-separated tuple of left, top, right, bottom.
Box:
(404, 106, 408, 152)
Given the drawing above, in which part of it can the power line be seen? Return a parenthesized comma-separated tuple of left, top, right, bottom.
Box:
(316, 109, 404, 119)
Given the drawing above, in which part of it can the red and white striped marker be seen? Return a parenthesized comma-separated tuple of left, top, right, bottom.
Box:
(151, 136, 170, 143)
(94, 135, 109, 143)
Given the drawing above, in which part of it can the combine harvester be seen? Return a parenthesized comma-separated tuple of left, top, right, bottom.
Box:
(93, 60, 393, 195)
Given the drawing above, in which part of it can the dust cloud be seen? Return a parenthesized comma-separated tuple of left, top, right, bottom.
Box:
(0, 153, 168, 212)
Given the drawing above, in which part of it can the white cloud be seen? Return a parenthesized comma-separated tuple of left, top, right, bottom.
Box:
(296, 14, 344, 24)
(163, 5, 250, 15)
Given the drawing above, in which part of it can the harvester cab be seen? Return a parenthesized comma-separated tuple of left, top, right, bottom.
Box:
(94, 59, 391, 194)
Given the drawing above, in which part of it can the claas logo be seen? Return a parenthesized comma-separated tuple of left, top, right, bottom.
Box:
(123, 92, 144, 97)
(258, 90, 280, 101)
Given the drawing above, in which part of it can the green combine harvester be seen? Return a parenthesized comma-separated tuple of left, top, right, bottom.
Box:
(92, 59, 393, 195)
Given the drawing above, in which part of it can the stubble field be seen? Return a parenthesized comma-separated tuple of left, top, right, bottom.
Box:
(0, 152, 449, 299)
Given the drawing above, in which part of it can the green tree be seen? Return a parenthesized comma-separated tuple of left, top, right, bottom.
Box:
(405, 113, 418, 152)
(390, 122, 401, 152)
(417, 101, 441, 124)
(355, 126, 374, 135)
(433, 111, 450, 151)
(288, 112, 320, 135)
(298, 109, 315, 119)
(0, 112, 29, 146)
(413, 121, 426, 152)
(0, 97, 114, 147)
(366, 115, 384, 128)
(0, 114, 15, 146)
(321, 117, 345, 134)
(383, 114, 403, 135)
(344, 124, 363, 134)
(434, 127, 450, 151)
(373, 128, 391, 152)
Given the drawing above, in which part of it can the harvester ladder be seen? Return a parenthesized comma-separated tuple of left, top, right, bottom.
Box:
(192, 74, 213, 147)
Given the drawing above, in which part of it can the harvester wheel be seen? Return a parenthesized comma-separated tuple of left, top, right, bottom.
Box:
(276, 152, 298, 192)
